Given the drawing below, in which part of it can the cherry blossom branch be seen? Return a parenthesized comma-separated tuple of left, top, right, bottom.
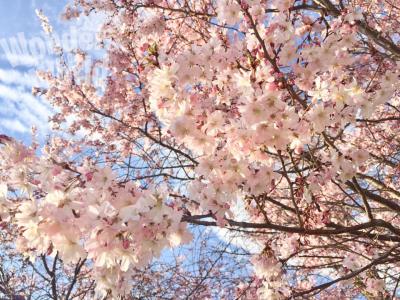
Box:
(182, 215, 400, 237)
(313, 0, 400, 58)
(89, 107, 198, 165)
(278, 151, 304, 227)
(64, 258, 86, 300)
(292, 244, 400, 298)
(346, 181, 400, 213)
(351, 177, 374, 220)
(241, 3, 308, 108)
(132, 3, 215, 17)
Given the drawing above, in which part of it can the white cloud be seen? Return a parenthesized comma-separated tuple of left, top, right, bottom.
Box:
(0, 68, 41, 87)
(0, 84, 51, 113)
(0, 98, 49, 134)
(0, 53, 38, 67)
(0, 118, 29, 133)
(212, 198, 263, 254)
(0, 1, 106, 142)
(0, 83, 52, 136)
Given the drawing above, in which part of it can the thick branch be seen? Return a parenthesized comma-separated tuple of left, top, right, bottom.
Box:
(182, 215, 400, 237)
(292, 244, 399, 298)
(346, 181, 400, 213)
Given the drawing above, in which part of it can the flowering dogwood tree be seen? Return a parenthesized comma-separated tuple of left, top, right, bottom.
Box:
(2, 0, 400, 298)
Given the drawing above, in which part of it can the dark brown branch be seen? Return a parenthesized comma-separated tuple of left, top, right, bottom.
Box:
(314, 0, 400, 58)
(346, 181, 400, 213)
(351, 177, 374, 220)
(292, 244, 399, 298)
(65, 258, 86, 300)
(182, 215, 400, 237)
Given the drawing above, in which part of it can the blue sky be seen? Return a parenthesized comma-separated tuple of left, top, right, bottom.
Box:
(0, 1, 66, 35)
(0, 0, 67, 142)
(0, 0, 102, 143)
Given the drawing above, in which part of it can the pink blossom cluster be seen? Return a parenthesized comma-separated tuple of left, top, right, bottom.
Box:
(2, 0, 400, 298)
(0, 138, 191, 298)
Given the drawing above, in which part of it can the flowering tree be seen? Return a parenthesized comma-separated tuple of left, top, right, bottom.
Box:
(2, 0, 400, 298)
(0, 225, 249, 299)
